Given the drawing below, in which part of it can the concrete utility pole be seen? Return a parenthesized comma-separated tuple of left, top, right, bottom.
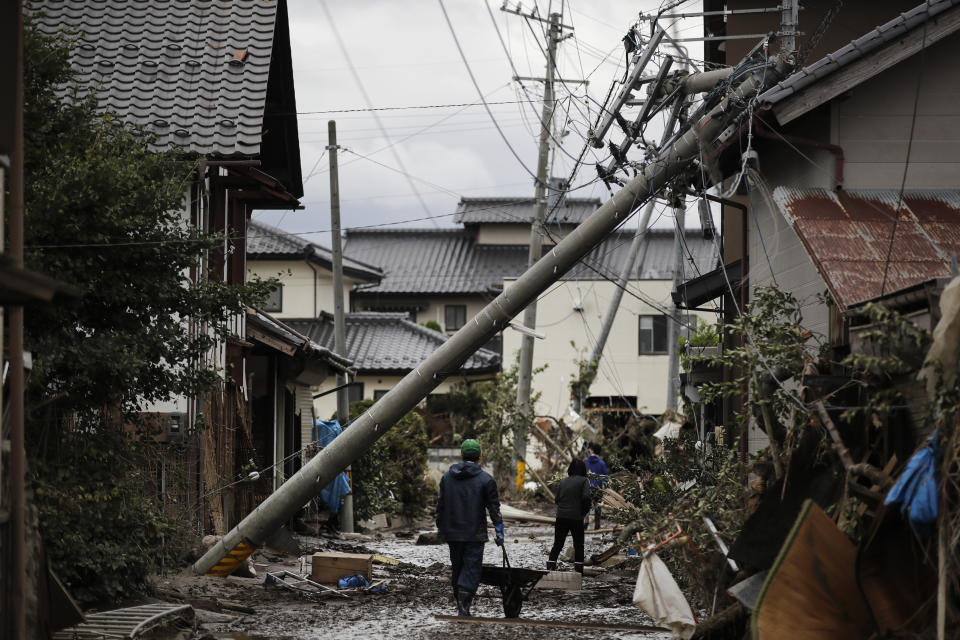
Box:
(512, 11, 561, 491)
(327, 120, 353, 533)
(780, 0, 800, 55)
(666, 200, 686, 410)
(194, 56, 785, 577)
(585, 96, 686, 401)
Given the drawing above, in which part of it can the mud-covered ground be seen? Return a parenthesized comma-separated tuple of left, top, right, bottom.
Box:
(154, 519, 672, 640)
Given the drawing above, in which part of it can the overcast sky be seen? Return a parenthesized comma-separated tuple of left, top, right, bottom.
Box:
(253, 1, 708, 247)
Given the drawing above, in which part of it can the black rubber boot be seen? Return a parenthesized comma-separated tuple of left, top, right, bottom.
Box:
(457, 589, 475, 617)
(453, 585, 459, 606)
(574, 562, 584, 574)
(546, 560, 557, 571)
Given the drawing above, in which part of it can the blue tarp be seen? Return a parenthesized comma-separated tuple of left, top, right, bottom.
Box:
(884, 430, 940, 540)
(313, 419, 352, 514)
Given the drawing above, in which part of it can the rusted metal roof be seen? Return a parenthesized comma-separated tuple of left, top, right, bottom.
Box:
(773, 187, 960, 309)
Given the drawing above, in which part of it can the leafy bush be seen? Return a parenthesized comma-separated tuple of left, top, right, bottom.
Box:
(343, 400, 430, 521)
(30, 428, 177, 606)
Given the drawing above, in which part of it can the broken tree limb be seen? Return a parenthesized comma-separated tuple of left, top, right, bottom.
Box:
(192, 56, 787, 577)
(524, 463, 555, 501)
(814, 400, 891, 490)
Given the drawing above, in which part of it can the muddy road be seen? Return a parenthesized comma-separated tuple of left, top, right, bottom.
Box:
(157, 521, 671, 639)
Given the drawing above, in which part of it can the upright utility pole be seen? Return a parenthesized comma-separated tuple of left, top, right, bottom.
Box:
(512, 11, 561, 491)
(779, 0, 800, 54)
(328, 120, 353, 533)
(666, 200, 685, 410)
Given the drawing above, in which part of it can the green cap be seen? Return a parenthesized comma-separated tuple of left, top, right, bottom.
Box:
(460, 439, 482, 456)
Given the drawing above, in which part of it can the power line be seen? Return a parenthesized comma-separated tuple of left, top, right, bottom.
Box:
(881, 16, 927, 297)
(319, 0, 440, 227)
(289, 98, 546, 116)
(437, 0, 540, 183)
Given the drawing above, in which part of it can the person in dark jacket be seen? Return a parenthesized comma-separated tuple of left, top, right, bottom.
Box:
(436, 438, 503, 616)
(584, 443, 609, 529)
(546, 459, 592, 573)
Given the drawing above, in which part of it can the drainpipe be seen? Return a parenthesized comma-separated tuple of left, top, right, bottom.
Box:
(305, 257, 319, 317)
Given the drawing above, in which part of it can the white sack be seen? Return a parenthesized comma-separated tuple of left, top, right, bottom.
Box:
(632, 552, 696, 640)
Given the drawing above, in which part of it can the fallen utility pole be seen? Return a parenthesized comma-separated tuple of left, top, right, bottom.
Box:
(327, 120, 353, 533)
(194, 53, 785, 577)
(511, 10, 561, 490)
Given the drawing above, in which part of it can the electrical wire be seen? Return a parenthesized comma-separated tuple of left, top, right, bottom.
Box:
(318, 0, 438, 226)
(880, 16, 927, 297)
(437, 0, 540, 183)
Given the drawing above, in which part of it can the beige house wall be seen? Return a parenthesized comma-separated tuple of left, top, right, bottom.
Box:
(476, 224, 568, 246)
(501, 278, 715, 420)
(248, 259, 358, 319)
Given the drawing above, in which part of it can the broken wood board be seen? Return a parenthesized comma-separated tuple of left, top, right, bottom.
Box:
(534, 570, 582, 591)
(500, 504, 555, 524)
(435, 614, 666, 633)
(751, 500, 873, 640)
(311, 552, 373, 584)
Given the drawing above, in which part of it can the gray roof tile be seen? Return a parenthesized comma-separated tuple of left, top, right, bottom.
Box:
(30, 0, 281, 158)
(284, 313, 500, 374)
(343, 228, 718, 295)
(247, 220, 383, 282)
(453, 196, 604, 225)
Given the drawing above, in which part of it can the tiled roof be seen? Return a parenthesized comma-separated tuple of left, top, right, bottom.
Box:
(284, 313, 500, 374)
(247, 310, 354, 373)
(760, 0, 960, 123)
(247, 220, 382, 282)
(773, 187, 960, 309)
(454, 196, 603, 225)
(344, 228, 718, 295)
(29, 0, 281, 158)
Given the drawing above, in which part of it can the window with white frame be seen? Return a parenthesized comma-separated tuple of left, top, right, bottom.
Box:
(638, 315, 668, 354)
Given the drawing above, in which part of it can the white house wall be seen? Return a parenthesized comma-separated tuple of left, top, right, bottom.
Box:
(248, 259, 356, 318)
(501, 278, 715, 419)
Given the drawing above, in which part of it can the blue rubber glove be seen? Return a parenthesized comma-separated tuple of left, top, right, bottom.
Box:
(494, 523, 505, 546)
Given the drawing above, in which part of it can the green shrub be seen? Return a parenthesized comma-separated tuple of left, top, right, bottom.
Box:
(340, 400, 430, 521)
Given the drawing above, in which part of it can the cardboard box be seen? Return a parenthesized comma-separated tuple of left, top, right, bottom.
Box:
(311, 552, 373, 584)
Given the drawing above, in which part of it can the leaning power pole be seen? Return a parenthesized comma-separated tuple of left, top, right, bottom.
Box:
(194, 43, 788, 577)
(327, 120, 353, 533)
(504, 8, 563, 491)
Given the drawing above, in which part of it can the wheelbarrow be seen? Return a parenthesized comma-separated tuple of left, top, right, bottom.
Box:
(479, 545, 546, 618)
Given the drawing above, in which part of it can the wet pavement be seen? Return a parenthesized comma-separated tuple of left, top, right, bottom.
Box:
(160, 521, 671, 640)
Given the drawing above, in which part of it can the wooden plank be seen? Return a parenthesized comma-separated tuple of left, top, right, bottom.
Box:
(774, 5, 960, 125)
(311, 552, 373, 584)
(434, 615, 667, 633)
(534, 570, 582, 591)
(247, 325, 297, 356)
(750, 500, 873, 640)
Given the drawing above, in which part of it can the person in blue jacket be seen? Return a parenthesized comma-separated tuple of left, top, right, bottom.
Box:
(584, 443, 609, 530)
(436, 438, 504, 617)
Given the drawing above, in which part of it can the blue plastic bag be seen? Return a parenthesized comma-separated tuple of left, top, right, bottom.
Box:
(313, 419, 352, 514)
(338, 574, 370, 589)
(884, 430, 940, 539)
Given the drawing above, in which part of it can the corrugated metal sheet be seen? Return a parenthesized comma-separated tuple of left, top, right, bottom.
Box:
(453, 196, 603, 225)
(773, 187, 960, 309)
(285, 313, 500, 374)
(30, 0, 279, 158)
(343, 228, 718, 295)
(248, 220, 382, 281)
